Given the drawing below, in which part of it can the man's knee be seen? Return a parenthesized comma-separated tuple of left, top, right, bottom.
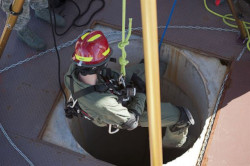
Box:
(162, 127, 188, 148)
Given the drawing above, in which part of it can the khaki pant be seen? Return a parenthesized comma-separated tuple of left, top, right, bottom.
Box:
(139, 103, 188, 148)
(125, 63, 188, 148)
(0, 0, 48, 31)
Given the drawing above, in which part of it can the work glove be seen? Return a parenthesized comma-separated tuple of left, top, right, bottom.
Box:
(121, 112, 139, 131)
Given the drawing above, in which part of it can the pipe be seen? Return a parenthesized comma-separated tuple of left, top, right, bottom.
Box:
(140, 0, 163, 165)
(0, 0, 25, 58)
(226, 0, 247, 40)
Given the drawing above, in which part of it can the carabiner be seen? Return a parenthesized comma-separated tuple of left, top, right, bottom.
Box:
(68, 95, 78, 108)
(108, 124, 120, 134)
(118, 75, 126, 88)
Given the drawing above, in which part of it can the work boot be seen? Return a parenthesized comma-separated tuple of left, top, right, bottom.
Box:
(162, 107, 195, 148)
(17, 26, 46, 51)
(170, 107, 195, 132)
(35, 8, 66, 27)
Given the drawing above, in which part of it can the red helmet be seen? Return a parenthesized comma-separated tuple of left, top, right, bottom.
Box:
(72, 31, 111, 67)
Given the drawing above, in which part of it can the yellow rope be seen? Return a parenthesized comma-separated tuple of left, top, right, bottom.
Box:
(118, 0, 132, 76)
(204, 0, 250, 51)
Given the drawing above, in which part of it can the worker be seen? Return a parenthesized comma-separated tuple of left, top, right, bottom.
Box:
(64, 30, 195, 148)
(0, 0, 65, 50)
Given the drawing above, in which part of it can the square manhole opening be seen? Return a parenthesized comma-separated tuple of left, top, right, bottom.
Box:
(40, 23, 230, 166)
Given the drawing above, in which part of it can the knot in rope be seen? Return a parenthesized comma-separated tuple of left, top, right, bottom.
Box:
(118, 36, 131, 76)
(118, 40, 129, 49)
(119, 56, 129, 66)
(118, 0, 133, 77)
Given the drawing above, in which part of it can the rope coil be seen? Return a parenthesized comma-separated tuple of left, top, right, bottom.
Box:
(204, 0, 250, 51)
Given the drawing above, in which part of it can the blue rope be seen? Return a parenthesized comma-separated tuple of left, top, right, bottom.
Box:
(158, 0, 178, 53)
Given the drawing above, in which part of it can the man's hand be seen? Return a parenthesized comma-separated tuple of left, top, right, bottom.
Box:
(121, 112, 139, 130)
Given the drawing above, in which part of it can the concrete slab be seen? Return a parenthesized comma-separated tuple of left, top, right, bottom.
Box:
(41, 24, 229, 166)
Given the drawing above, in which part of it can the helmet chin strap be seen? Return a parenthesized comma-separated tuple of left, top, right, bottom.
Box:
(76, 63, 107, 76)
(75, 56, 117, 76)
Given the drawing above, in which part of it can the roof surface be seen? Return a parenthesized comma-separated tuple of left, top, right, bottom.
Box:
(0, 0, 249, 165)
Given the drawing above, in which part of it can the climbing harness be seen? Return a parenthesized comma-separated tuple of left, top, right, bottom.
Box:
(64, 69, 138, 134)
(98, 68, 137, 103)
(65, 75, 110, 120)
(65, 94, 93, 120)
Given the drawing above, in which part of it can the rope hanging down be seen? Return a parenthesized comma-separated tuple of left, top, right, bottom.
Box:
(118, 0, 132, 76)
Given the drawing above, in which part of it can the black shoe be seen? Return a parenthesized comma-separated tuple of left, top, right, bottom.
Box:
(170, 107, 195, 132)
(17, 26, 46, 51)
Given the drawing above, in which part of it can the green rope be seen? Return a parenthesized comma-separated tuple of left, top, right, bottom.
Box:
(118, 0, 132, 76)
(204, 0, 250, 51)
